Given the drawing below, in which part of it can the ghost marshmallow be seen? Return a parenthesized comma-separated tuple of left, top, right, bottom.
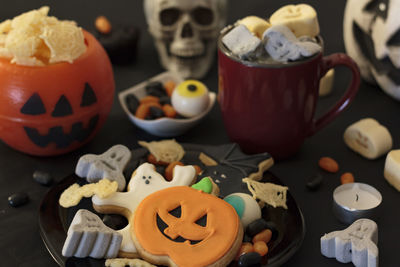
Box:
(343, 118, 392, 160)
(171, 80, 209, 117)
(262, 25, 321, 62)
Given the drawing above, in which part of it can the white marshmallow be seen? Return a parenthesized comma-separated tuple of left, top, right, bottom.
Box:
(384, 150, 400, 192)
(343, 118, 392, 160)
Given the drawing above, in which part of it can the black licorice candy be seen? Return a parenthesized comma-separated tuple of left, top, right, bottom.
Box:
(33, 170, 53, 186)
(306, 173, 323, 191)
(238, 252, 262, 267)
(8, 193, 29, 207)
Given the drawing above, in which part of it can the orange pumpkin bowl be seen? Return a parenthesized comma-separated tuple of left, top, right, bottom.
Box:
(0, 30, 115, 156)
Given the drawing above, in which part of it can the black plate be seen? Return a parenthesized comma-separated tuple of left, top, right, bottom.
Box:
(39, 143, 305, 267)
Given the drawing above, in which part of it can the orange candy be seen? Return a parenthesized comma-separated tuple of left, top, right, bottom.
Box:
(252, 229, 272, 244)
(95, 16, 112, 34)
(162, 104, 177, 118)
(135, 102, 162, 119)
(253, 241, 269, 256)
(235, 242, 254, 261)
(193, 165, 202, 176)
(318, 157, 339, 173)
(147, 154, 169, 166)
(164, 161, 185, 181)
(140, 95, 160, 105)
(164, 80, 176, 97)
(341, 172, 355, 184)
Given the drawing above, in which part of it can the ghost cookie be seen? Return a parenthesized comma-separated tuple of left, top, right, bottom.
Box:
(132, 186, 243, 267)
(62, 209, 122, 259)
(321, 219, 378, 267)
(92, 162, 197, 257)
(344, 118, 392, 159)
(76, 144, 131, 191)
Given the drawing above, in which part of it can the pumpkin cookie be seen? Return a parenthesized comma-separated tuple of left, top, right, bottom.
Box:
(132, 186, 243, 267)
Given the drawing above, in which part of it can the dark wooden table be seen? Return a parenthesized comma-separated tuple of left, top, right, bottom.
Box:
(1, 1, 398, 266)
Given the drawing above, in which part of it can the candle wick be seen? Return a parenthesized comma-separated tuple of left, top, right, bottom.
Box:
(356, 194, 359, 202)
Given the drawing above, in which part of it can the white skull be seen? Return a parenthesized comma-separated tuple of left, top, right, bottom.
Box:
(344, 0, 400, 100)
(144, 0, 227, 79)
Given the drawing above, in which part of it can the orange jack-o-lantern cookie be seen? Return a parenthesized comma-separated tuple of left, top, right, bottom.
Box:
(132, 186, 243, 267)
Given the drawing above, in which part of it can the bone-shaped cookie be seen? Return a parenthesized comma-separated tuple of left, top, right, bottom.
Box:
(262, 25, 321, 62)
(62, 209, 122, 259)
(321, 219, 378, 267)
(75, 144, 131, 191)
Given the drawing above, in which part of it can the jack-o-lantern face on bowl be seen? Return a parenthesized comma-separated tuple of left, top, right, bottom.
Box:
(132, 186, 242, 267)
(0, 31, 115, 156)
(344, 0, 400, 100)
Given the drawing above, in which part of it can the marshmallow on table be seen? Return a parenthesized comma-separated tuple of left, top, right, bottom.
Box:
(269, 4, 320, 37)
(319, 69, 335, 96)
(343, 118, 392, 160)
(384, 150, 400, 192)
(262, 25, 321, 62)
(62, 209, 122, 259)
(321, 219, 378, 267)
(237, 16, 270, 39)
(222, 24, 261, 59)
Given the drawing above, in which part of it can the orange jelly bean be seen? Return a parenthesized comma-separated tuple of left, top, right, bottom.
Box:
(253, 241, 269, 256)
(252, 229, 272, 244)
(140, 95, 160, 104)
(135, 102, 162, 119)
(164, 80, 176, 97)
(147, 154, 169, 166)
(162, 104, 177, 118)
(341, 172, 355, 184)
(235, 242, 254, 261)
(193, 165, 202, 175)
(165, 161, 184, 181)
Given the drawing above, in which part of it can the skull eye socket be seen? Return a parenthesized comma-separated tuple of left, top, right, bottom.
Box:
(160, 8, 181, 26)
(191, 7, 214, 26)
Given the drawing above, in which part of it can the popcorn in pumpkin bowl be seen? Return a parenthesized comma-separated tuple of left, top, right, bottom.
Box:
(0, 7, 115, 156)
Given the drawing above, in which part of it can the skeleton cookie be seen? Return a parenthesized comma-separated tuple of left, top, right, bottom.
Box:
(75, 145, 131, 191)
(321, 219, 378, 267)
(92, 162, 197, 257)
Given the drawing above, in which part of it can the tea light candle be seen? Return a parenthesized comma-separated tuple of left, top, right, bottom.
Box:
(333, 183, 382, 224)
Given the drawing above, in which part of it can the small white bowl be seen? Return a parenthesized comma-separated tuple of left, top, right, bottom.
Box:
(119, 72, 216, 137)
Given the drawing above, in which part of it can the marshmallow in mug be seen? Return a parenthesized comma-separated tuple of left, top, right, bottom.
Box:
(343, 118, 392, 160)
(262, 25, 322, 62)
(221, 24, 262, 59)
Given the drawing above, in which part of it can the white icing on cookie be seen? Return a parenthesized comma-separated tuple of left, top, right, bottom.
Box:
(92, 162, 196, 254)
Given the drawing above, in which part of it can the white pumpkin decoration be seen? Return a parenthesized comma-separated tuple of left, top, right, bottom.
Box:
(344, 0, 400, 100)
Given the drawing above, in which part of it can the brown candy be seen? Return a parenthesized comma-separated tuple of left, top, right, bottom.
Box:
(193, 165, 202, 176)
(341, 172, 355, 184)
(318, 157, 339, 173)
(95, 16, 112, 34)
(147, 154, 169, 166)
(164, 161, 185, 181)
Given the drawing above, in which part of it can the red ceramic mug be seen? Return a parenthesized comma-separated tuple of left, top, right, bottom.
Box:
(218, 35, 360, 160)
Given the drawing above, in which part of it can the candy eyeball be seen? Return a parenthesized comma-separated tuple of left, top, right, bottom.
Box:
(224, 193, 261, 228)
(171, 80, 209, 117)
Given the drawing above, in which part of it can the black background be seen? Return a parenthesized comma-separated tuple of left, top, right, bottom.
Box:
(0, 1, 398, 266)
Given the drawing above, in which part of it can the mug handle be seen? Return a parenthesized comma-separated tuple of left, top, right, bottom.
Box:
(307, 53, 360, 136)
